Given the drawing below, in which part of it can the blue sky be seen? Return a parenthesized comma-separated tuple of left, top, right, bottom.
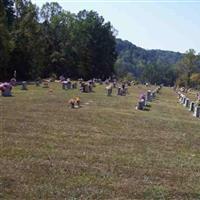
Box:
(33, 0, 200, 53)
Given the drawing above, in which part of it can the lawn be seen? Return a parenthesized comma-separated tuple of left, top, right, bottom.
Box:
(1, 83, 200, 199)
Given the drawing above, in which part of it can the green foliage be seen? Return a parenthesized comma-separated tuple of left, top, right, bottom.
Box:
(176, 49, 200, 88)
(191, 73, 200, 86)
(0, 1, 117, 81)
(122, 72, 135, 82)
(49, 73, 57, 82)
(40, 2, 62, 23)
(1, 0, 200, 86)
(115, 38, 182, 86)
(0, 0, 11, 80)
(3, 0, 15, 28)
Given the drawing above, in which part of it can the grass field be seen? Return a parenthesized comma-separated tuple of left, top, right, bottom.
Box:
(1, 83, 200, 199)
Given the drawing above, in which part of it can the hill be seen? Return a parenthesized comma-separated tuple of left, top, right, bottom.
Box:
(115, 38, 183, 83)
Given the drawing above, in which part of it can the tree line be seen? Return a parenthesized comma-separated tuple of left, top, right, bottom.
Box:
(115, 39, 200, 88)
(0, 0, 117, 81)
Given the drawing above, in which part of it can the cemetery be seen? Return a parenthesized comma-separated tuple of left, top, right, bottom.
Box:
(176, 90, 200, 118)
(1, 1, 200, 199)
(1, 80, 200, 199)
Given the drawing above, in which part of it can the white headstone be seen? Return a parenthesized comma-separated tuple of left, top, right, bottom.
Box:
(184, 98, 190, 107)
(193, 106, 200, 118)
(181, 96, 186, 104)
(21, 81, 27, 90)
(189, 102, 195, 112)
(146, 90, 152, 101)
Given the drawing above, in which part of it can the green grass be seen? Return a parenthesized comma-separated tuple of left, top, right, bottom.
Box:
(1, 83, 200, 199)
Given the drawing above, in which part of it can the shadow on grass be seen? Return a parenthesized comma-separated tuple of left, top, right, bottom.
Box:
(143, 107, 150, 111)
(146, 104, 151, 108)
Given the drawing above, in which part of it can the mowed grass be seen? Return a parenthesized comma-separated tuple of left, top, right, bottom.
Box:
(1, 83, 200, 200)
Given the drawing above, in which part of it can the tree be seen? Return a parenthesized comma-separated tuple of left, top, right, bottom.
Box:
(0, 2, 117, 81)
(40, 2, 62, 23)
(176, 49, 199, 87)
(72, 10, 117, 79)
(9, 0, 44, 80)
(40, 7, 77, 77)
(0, 0, 10, 80)
(190, 73, 200, 89)
(3, 0, 15, 28)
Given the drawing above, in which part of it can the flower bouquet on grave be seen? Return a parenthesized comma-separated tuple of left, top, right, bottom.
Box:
(68, 97, 81, 108)
(75, 97, 80, 107)
(139, 93, 146, 101)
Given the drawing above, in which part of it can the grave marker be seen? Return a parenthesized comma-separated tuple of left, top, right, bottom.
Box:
(21, 81, 28, 90)
(0, 83, 12, 96)
(193, 106, 200, 118)
(184, 98, 190, 107)
(189, 102, 195, 112)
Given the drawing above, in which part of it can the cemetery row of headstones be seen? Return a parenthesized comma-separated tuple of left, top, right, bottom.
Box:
(1, 76, 131, 97)
(177, 91, 200, 118)
(106, 82, 130, 96)
(136, 86, 162, 110)
(0, 78, 49, 96)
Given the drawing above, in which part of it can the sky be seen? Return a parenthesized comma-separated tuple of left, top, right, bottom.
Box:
(33, 0, 200, 53)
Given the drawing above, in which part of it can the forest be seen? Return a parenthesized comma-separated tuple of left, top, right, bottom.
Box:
(115, 39, 200, 87)
(0, 0, 117, 81)
(1, 0, 200, 87)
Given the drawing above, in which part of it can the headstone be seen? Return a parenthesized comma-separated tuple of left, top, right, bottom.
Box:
(151, 91, 156, 99)
(146, 90, 152, 101)
(124, 87, 128, 96)
(184, 98, 190, 107)
(67, 81, 71, 89)
(85, 84, 89, 93)
(189, 102, 195, 112)
(136, 99, 145, 110)
(88, 84, 92, 92)
(139, 93, 146, 106)
(72, 82, 77, 89)
(59, 75, 65, 82)
(182, 97, 186, 105)
(181, 96, 186, 104)
(62, 81, 67, 89)
(117, 87, 122, 95)
(10, 78, 16, 86)
(35, 81, 40, 86)
(193, 106, 200, 118)
(43, 82, 49, 88)
(80, 83, 85, 92)
(0, 83, 12, 96)
(21, 81, 27, 90)
(179, 96, 183, 103)
(105, 79, 109, 85)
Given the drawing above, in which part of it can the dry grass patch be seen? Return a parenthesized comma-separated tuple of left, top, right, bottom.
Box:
(1, 83, 200, 199)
